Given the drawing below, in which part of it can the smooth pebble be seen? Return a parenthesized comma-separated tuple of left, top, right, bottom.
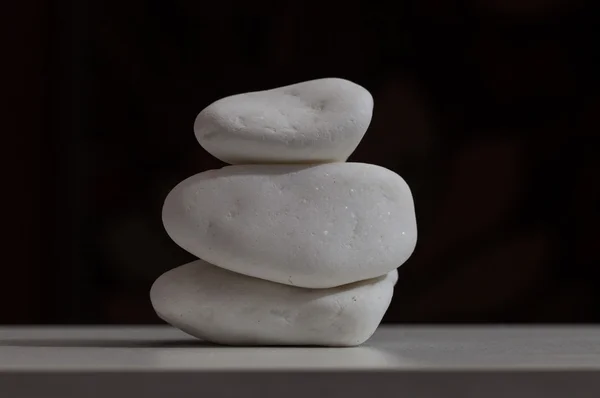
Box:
(194, 78, 373, 164)
(162, 162, 417, 288)
(150, 259, 397, 346)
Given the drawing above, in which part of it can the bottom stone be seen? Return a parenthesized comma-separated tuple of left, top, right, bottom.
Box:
(150, 259, 397, 346)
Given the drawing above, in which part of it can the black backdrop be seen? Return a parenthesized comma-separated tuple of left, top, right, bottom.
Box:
(3, 0, 599, 324)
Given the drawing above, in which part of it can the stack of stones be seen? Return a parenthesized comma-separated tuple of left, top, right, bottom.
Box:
(151, 78, 417, 346)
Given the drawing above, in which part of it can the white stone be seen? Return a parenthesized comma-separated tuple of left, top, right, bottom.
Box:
(194, 78, 373, 164)
(162, 162, 417, 288)
(150, 259, 397, 346)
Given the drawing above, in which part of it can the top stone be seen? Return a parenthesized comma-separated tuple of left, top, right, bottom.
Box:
(194, 78, 373, 164)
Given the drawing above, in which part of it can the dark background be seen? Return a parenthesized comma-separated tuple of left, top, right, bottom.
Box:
(3, 0, 599, 324)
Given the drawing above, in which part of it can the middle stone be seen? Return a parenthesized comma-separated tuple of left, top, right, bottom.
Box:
(162, 162, 417, 289)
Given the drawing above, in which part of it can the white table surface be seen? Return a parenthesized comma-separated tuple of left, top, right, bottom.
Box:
(1, 325, 599, 397)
